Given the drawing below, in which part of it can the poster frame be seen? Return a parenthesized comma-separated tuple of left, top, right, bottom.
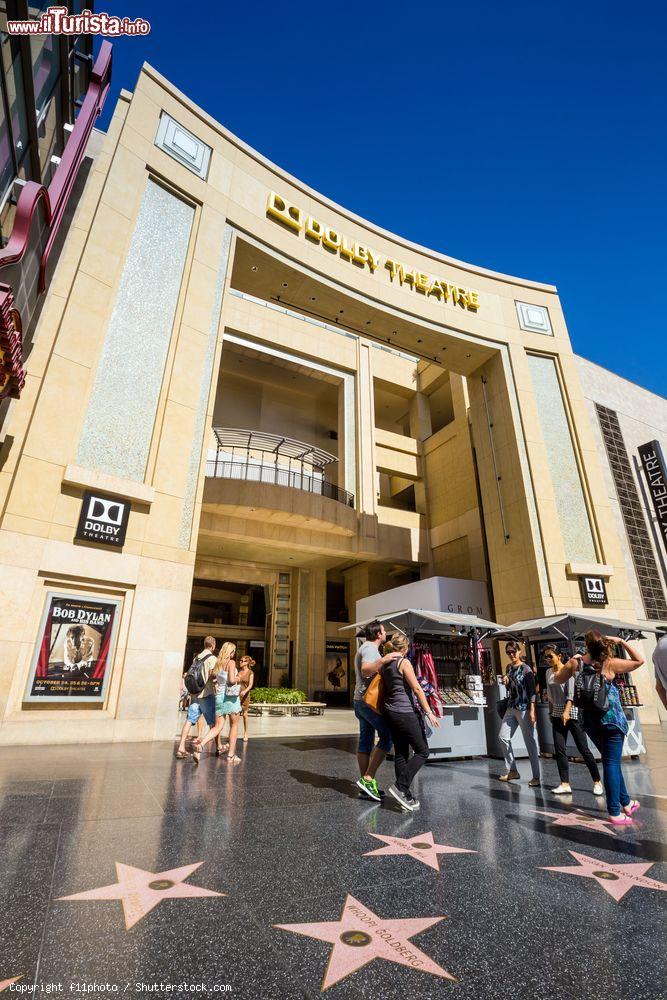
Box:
(23, 590, 123, 705)
(324, 639, 350, 694)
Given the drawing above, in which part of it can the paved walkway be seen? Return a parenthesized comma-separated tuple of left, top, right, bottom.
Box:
(1, 726, 665, 999)
(172, 705, 359, 740)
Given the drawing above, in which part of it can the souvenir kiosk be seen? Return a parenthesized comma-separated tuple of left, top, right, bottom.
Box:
(494, 613, 656, 760)
(342, 603, 501, 761)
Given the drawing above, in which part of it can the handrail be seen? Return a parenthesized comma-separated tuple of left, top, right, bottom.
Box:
(205, 459, 354, 507)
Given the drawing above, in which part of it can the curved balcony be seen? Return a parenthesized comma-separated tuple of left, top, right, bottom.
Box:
(206, 428, 354, 507)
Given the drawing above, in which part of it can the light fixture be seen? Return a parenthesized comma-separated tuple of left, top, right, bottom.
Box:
(282, 281, 288, 288)
(251, 265, 258, 272)
(311, 296, 316, 301)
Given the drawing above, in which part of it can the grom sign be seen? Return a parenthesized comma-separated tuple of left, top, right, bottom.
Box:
(76, 490, 131, 548)
(638, 440, 667, 551)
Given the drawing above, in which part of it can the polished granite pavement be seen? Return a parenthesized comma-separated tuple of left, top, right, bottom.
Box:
(0, 726, 665, 999)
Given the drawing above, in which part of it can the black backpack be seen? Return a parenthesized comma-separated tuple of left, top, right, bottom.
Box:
(574, 662, 610, 714)
(184, 653, 209, 696)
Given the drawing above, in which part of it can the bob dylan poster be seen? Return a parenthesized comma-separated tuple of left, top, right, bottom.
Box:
(325, 640, 349, 693)
(25, 593, 121, 702)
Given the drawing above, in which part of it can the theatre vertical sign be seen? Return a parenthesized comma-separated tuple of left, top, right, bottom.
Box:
(638, 440, 667, 553)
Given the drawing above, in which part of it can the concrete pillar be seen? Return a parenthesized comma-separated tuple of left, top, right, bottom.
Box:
(409, 392, 432, 442)
(337, 381, 346, 492)
(356, 342, 377, 517)
(410, 391, 434, 572)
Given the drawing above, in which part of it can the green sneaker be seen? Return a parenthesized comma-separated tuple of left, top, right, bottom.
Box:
(356, 776, 381, 802)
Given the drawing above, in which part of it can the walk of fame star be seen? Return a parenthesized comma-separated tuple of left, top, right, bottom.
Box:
(0, 978, 21, 992)
(541, 851, 667, 902)
(275, 893, 455, 990)
(534, 809, 617, 835)
(363, 830, 476, 872)
(57, 862, 224, 929)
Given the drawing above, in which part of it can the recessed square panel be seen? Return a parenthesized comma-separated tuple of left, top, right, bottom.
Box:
(154, 112, 211, 179)
(516, 300, 552, 335)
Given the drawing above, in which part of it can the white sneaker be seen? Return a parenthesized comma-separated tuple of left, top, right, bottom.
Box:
(593, 781, 604, 796)
(552, 783, 572, 795)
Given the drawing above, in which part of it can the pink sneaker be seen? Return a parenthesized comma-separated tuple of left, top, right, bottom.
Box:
(608, 813, 633, 825)
(623, 800, 640, 816)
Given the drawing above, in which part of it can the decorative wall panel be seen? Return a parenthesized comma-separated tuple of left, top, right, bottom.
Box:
(155, 113, 212, 179)
(77, 179, 194, 481)
(516, 301, 552, 335)
(527, 354, 596, 563)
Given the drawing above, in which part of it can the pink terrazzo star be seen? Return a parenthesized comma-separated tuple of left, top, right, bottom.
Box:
(541, 851, 667, 901)
(364, 830, 476, 872)
(534, 808, 617, 835)
(275, 893, 455, 990)
(57, 862, 224, 929)
(0, 978, 21, 992)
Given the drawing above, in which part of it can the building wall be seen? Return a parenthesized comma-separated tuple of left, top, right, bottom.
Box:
(0, 63, 647, 743)
(578, 356, 667, 722)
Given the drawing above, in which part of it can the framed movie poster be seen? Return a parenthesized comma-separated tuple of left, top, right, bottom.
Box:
(325, 640, 349, 693)
(24, 592, 122, 703)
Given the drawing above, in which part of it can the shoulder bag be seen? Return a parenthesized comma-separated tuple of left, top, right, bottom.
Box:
(363, 669, 385, 714)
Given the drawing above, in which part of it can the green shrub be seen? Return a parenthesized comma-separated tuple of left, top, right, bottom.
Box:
(250, 687, 306, 705)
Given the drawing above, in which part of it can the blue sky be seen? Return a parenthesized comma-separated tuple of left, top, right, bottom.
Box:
(100, 2, 665, 396)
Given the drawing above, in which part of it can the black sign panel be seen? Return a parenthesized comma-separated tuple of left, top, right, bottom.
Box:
(579, 576, 608, 607)
(638, 440, 667, 551)
(75, 490, 130, 548)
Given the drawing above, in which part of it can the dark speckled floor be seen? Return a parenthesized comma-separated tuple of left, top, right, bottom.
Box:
(0, 725, 666, 999)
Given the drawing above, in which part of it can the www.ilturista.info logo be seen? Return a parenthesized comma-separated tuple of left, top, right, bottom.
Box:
(6, 5, 150, 36)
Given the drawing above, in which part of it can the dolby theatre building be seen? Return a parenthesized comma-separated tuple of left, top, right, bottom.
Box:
(0, 60, 665, 745)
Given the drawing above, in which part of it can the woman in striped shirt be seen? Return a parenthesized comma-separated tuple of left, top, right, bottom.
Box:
(544, 646, 603, 796)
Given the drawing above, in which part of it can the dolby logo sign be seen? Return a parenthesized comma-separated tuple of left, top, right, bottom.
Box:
(579, 575, 608, 607)
(75, 491, 131, 548)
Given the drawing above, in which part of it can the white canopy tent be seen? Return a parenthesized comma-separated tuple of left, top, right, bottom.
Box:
(494, 612, 661, 645)
(340, 608, 503, 639)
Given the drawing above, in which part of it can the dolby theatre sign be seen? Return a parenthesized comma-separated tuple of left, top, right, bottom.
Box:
(75, 491, 131, 548)
(266, 191, 481, 313)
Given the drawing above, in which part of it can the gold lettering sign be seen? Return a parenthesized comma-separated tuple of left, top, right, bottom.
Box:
(266, 191, 480, 312)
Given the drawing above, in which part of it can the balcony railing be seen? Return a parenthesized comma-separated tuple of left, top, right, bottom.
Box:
(206, 429, 354, 508)
(205, 459, 354, 506)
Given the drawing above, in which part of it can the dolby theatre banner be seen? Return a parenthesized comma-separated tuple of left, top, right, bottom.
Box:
(25, 592, 122, 703)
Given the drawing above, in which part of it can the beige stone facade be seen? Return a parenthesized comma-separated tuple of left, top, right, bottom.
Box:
(0, 64, 663, 744)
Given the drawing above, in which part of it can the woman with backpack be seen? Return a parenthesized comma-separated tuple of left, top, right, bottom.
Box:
(553, 630, 643, 825)
(193, 642, 242, 763)
(381, 633, 440, 812)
